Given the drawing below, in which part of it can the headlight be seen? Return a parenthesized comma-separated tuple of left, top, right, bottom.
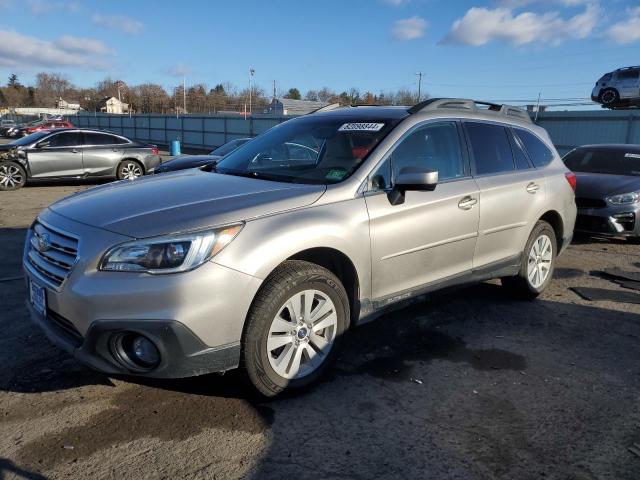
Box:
(606, 192, 640, 205)
(100, 224, 243, 274)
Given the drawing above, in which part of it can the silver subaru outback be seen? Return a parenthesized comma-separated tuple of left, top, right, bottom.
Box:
(23, 99, 577, 396)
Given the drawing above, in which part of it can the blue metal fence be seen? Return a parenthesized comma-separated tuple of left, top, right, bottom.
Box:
(68, 109, 640, 155)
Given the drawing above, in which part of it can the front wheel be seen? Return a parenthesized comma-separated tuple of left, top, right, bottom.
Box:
(242, 260, 349, 397)
(502, 220, 557, 299)
(117, 160, 143, 181)
(599, 88, 620, 107)
(0, 161, 26, 190)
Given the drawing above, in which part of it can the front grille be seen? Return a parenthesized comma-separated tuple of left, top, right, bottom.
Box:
(48, 309, 83, 347)
(575, 197, 607, 209)
(575, 214, 615, 233)
(27, 221, 79, 288)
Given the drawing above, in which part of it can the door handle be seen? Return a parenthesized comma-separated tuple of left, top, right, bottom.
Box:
(458, 196, 478, 210)
(71, 148, 79, 153)
(526, 182, 540, 194)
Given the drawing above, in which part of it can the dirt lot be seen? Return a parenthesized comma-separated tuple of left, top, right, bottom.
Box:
(1, 180, 639, 480)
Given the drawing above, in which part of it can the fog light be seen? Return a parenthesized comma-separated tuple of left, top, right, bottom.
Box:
(111, 332, 161, 371)
(132, 336, 160, 367)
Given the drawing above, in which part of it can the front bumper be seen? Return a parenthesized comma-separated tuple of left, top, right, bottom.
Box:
(23, 209, 262, 378)
(575, 204, 640, 238)
(25, 300, 240, 378)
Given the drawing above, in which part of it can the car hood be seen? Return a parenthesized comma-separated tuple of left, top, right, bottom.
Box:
(157, 154, 220, 171)
(49, 169, 326, 238)
(574, 172, 640, 198)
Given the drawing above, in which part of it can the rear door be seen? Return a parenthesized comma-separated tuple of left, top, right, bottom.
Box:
(616, 68, 640, 99)
(365, 120, 480, 300)
(26, 131, 84, 178)
(82, 132, 126, 176)
(464, 121, 547, 268)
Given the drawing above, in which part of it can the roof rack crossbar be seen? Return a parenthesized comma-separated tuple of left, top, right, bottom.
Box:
(408, 97, 532, 123)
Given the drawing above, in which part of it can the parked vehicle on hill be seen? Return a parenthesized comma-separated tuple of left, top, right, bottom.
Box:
(0, 129, 160, 190)
(154, 137, 251, 174)
(21, 119, 74, 137)
(564, 144, 640, 241)
(0, 120, 16, 136)
(23, 99, 576, 396)
(592, 66, 640, 109)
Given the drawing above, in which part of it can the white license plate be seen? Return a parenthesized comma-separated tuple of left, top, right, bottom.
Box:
(29, 281, 46, 316)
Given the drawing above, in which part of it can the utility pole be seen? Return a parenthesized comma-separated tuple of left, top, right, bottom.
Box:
(415, 72, 424, 102)
(534, 91, 542, 123)
(183, 76, 187, 114)
(248, 68, 255, 115)
(272, 80, 276, 101)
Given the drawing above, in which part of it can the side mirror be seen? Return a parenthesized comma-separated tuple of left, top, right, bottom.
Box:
(388, 167, 438, 206)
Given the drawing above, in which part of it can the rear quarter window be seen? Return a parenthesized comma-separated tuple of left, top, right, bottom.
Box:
(514, 129, 555, 168)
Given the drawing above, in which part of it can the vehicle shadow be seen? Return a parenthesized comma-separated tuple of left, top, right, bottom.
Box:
(24, 178, 113, 189)
(0, 458, 48, 480)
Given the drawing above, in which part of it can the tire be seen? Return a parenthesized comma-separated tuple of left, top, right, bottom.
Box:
(117, 160, 144, 181)
(242, 260, 350, 397)
(502, 220, 557, 300)
(599, 88, 620, 107)
(627, 236, 640, 245)
(0, 161, 26, 191)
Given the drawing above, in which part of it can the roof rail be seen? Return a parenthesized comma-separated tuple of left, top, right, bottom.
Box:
(408, 97, 532, 123)
(309, 102, 343, 114)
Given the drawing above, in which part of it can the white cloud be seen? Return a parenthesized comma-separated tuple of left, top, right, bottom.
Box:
(607, 7, 640, 44)
(0, 30, 113, 69)
(92, 14, 144, 35)
(391, 16, 428, 40)
(384, 0, 410, 5)
(167, 63, 191, 77)
(441, 3, 598, 46)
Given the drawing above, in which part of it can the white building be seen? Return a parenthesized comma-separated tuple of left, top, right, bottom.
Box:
(99, 96, 130, 114)
(56, 97, 81, 110)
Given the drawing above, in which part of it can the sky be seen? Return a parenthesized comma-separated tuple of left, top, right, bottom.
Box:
(1, 0, 639, 109)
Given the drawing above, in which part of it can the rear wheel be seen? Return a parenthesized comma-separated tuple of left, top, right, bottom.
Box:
(599, 88, 620, 107)
(502, 220, 556, 299)
(117, 160, 143, 180)
(0, 161, 26, 190)
(242, 260, 349, 397)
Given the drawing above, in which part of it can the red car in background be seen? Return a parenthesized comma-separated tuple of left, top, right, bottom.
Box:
(22, 120, 74, 136)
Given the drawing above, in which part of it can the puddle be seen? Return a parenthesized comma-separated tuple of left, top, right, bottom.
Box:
(16, 384, 272, 469)
(354, 330, 527, 383)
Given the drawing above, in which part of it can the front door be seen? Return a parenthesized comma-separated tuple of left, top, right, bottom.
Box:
(365, 121, 480, 300)
(26, 131, 84, 178)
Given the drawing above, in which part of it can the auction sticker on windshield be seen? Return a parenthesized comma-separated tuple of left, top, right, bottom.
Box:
(29, 281, 46, 316)
(338, 123, 384, 132)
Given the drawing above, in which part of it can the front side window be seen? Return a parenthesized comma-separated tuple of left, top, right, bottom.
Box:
(465, 122, 515, 175)
(514, 128, 555, 168)
(216, 116, 401, 184)
(46, 131, 82, 148)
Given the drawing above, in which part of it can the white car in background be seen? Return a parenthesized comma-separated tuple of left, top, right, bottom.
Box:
(592, 66, 640, 109)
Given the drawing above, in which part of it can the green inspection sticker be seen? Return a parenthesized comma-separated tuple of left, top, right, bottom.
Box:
(326, 169, 347, 181)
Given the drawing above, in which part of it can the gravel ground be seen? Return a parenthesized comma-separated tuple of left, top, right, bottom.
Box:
(0, 179, 639, 480)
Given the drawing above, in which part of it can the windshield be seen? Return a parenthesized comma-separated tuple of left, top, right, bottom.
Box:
(210, 139, 249, 156)
(215, 116, 400, 184)
(564, 148, 640, 176)
(10, 131, 50, 146)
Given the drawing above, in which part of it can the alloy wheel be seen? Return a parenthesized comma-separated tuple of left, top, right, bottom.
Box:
(0, 165, 23, 188)
(267, 289, 338, 380)
(121, 163, 142, 180)
(527, 234, 553, 289)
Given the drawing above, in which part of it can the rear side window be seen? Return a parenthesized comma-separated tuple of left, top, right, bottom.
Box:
(507, 129, 532, 170)
(84, 133, 122, 145)
(617, 69, 640, 80)
(465, 122, 514, 175)
(514, 129, 554, 168)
